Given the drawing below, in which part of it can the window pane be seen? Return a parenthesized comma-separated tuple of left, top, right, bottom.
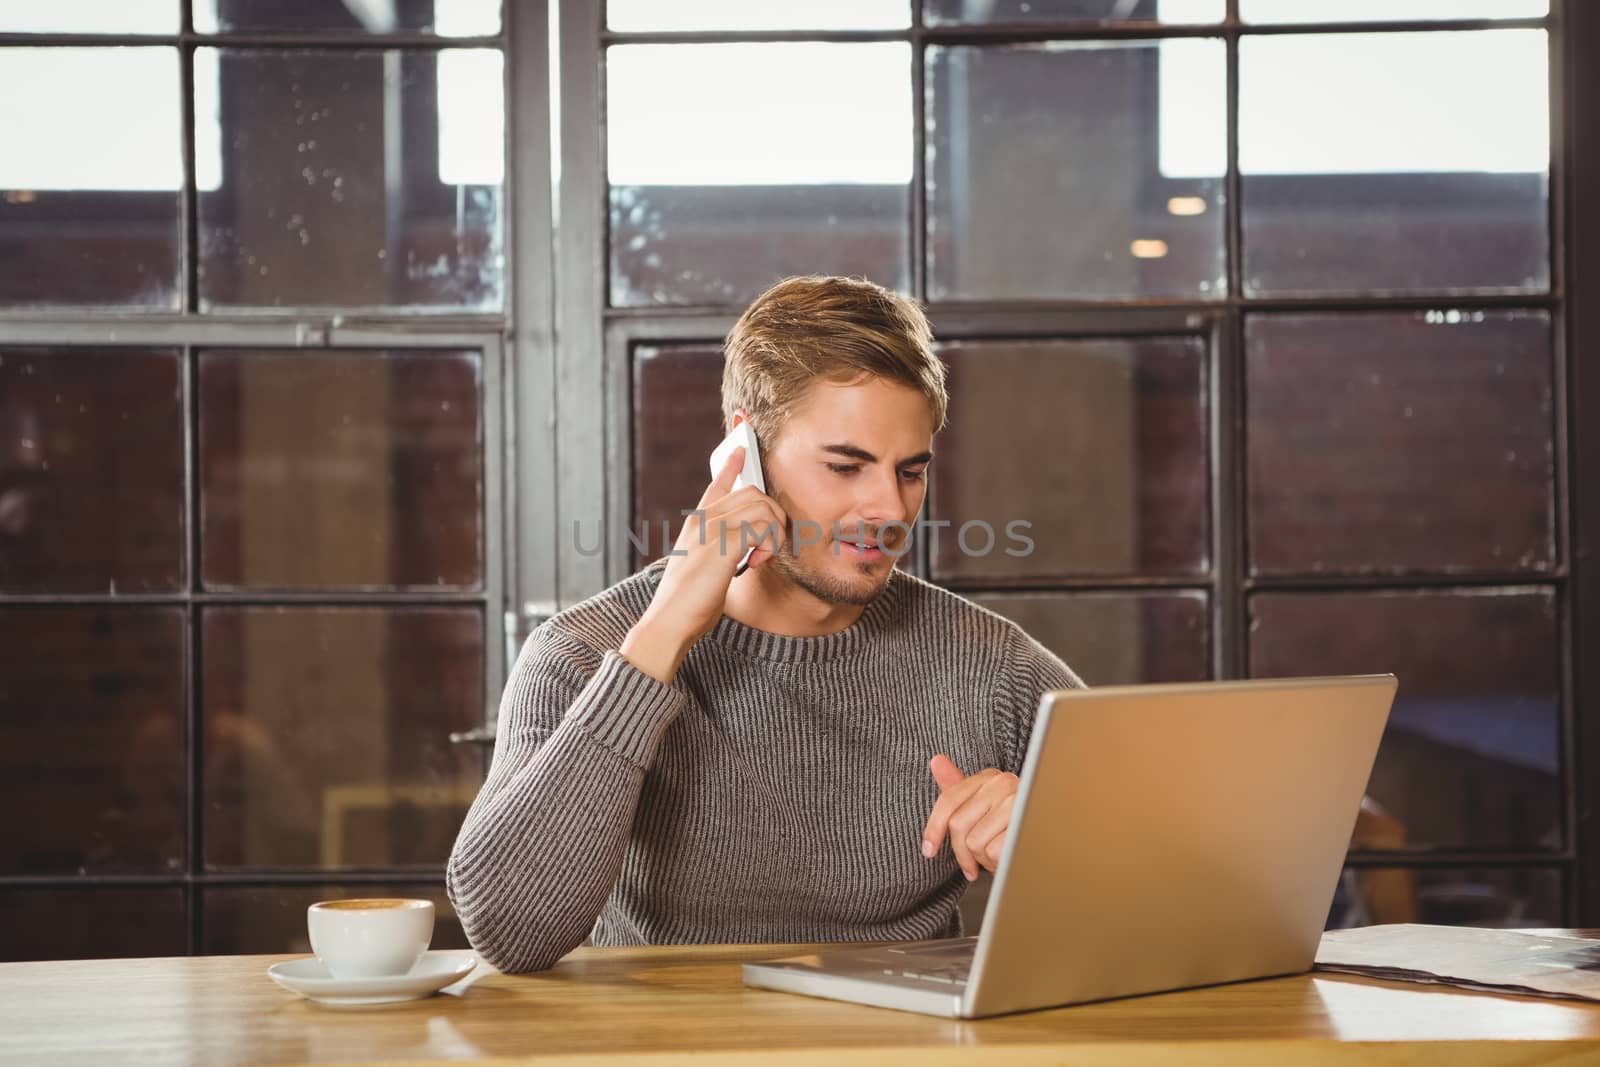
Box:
(198, 48, 504, 310)
(199, 350, 483, 592)
(608, 43, 911, 306)
(1329, 867, 1561, 930)
(609, 0, 908, 31)
(0, 608, 186, 875)
(202, 883, 467, 955)
(0, 348, 185, 594)
(0, 48, 180, 307)
(971, 592, 1209, 685)
(0, 889, 185, 962)
(632, 345, 725, 567)
(926, 0, 1223, 25)
(1246, 311, 1554, 576)
(1240, 31, 1549, 295)
(202, 607, 483, 870)
(1243, 1, 1547, 23)
(195, 0, 500, 35)
(931, 338, 1209, 582)
(1250, 589, 1560, 852)
(928, 41, 1225, 301)
(0, 0, 177, 33)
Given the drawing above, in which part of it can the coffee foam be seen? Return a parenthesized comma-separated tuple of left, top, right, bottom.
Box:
(314, 898, 427, 911)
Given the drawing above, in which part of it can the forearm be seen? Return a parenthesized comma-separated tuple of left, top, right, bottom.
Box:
(447, 725, 645, 972)
(447, 649, 685, 972)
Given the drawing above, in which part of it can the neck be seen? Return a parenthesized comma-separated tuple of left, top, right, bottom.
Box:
(721, 561, 870, 638)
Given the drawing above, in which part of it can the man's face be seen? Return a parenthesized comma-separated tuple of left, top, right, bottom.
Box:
(758, 376, 934, 606)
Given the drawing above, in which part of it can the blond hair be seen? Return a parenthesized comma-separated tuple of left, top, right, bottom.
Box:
(721, 276, 948, 447)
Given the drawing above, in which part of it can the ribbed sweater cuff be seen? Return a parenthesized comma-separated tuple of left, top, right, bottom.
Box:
(565, 649, 687, 767)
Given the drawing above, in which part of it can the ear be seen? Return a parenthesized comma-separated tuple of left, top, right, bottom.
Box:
(731, 408, 751, 429)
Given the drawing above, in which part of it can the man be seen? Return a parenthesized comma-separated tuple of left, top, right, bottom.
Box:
(448, 275, 1084, 973)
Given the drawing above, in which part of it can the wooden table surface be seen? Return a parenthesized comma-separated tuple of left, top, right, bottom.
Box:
(4, 939, 1600, 1067)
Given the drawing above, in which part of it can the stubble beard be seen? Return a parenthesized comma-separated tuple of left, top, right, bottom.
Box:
(767, 530, 892, 607)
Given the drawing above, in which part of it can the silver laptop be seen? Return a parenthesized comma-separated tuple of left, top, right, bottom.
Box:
(743, 674, 1397, 1018)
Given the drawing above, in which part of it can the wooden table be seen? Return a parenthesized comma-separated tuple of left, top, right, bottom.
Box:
(4, 940, 1600, 1066)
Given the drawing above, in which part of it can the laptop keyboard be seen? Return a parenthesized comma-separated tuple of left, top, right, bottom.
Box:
(884, 939, 977, 985)
(890, 960, 971, 984)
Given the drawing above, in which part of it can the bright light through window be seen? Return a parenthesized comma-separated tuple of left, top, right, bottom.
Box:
(1157, 37, 1228, 179)
(1155, 0, 1228, 23)
(0, 0, 174, 33)
(606, 0, 909, 32)
(0, 48, 188, 191)
(1, 3, 500, 192)
(607, 43, 912, 186)
(1161, 29, 1548, 177)
(430, 0, 502, 36)
(437, 49, 505, 185)
(194, 48, 223, 191)
(194, 0, 501, 34)
(3, 3, 1546, 193)
(1241, 0, 1546, 23)
(0, 46, 496, 192)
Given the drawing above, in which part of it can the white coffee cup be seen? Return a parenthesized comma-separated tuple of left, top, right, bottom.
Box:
(307, 898, 434, 979)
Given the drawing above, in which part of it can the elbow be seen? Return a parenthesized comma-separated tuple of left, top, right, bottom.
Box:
(449, 860, 586, 974)
(458, 906, 580, 974)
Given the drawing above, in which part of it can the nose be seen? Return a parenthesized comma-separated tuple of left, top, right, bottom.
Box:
(858, 465, 911, 531)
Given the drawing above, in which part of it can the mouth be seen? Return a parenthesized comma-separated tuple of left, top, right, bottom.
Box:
(839, 537, 886, 562)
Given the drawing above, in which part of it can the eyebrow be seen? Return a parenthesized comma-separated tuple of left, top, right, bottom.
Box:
(820, 443, 934, 467)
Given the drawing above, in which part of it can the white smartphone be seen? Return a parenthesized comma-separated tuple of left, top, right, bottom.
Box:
(709, 420, 765, 493)
(708, 421, 766, 574)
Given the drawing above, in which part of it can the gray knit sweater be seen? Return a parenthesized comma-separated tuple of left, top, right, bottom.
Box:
(446, 558, 1085, 973)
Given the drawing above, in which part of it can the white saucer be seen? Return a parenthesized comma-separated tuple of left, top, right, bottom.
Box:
(268, 950, 479, 1006)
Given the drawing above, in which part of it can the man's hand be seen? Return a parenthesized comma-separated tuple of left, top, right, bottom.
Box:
(619, 446, 787, 685)
(920, 754, 1019, 881)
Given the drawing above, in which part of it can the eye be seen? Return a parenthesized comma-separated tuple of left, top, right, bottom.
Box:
(900, 468, 927, 483)
(826, 463, 861, 475)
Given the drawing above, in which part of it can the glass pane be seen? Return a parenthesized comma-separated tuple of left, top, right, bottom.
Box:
(1329, 867, 1561, 930)
(0, 608, 186, 875)
(1246, 311, 1554, 576)
(1244, 1, 1547, 23)
(202, 607, 484, 870)
(971, 592, 1209, 685)
(0, 348, 185, 593)
(0, 48, 180, 307)
(1240, 31, 1549, 295)
(927, 40, 1225, 301)
(609, 0, 908, 31)
(926, 0, 1223, 25)
(202, 883, 467, 955)
(196, 0, 500, 35)
(0, 0, 177, 33)
(197, 48, 504, 310)
(199, 349, 483, 592)
(931, 338, 1209, 582)
(0, 889, 185, 962)
(608, 43, 911, 306)
(633, 345, 725, 567)
(1250, 589, 1560, 852)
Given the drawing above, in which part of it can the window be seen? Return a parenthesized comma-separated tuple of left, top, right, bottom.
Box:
(2, 0, 1591, 957)
(0, 1, 510, 959)
(600, 0, 1574, 931)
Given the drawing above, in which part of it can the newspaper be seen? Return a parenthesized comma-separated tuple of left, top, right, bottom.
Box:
(1315, 924, 1600, 1002)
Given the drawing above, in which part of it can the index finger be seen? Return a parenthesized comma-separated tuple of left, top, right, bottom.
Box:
(696, 446, 745, 509)
(921, 775, 982, 855)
